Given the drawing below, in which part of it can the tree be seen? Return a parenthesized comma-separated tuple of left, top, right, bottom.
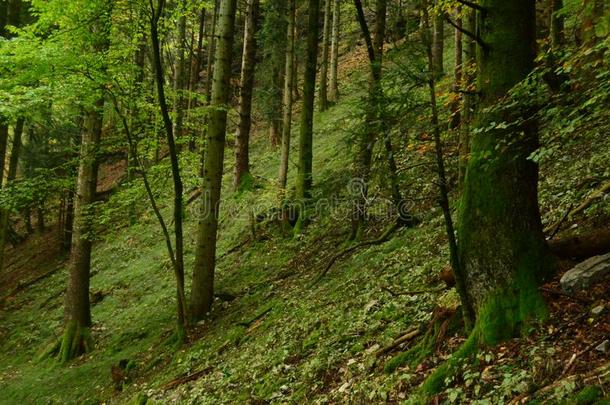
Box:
(318, 0, 332, 111)
(457, 0, 551, 343)
(294, 0, 321, 221)
(328, 0, 341, 103)
(431, 0, 444, 76)
(191, 0, 238, 321)
(234, 0, 260, 191)
(458, 7, 476, 186)
(278, 0, 297, 193)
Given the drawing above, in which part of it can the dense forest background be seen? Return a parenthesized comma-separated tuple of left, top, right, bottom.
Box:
(0, 0, 609, 403)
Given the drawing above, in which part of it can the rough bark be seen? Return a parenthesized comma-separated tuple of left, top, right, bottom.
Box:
(294, 0, 321, 207)
(328, 0, 340, 103)
(191, 0, 238, 320)
(278, 0, 296, 193)
(234, 0, 260, 191)
(458, 0, 551, 344)
(318, 0, 332, 111)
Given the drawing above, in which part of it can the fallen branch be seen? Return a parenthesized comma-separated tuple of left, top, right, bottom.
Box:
(310, 220, 402, 287)
(549, 225, 610, 260)
(5, 265, 63, 299)
(375, 327, 421, 358)
(237, 307, 272, 328)
(162, 366, 213, 391)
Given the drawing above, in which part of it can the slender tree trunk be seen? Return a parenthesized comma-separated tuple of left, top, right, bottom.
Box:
(294, 0, 321, 212)
(174, 1, 187, 150)
(62, 190, 74, 252)
(59, 102, 101, 362)
(449, 11, 462, 129)
(432, 0, 444, 77)
(549, 0, 564, 49)
(188, 8, 206, 151)
(0, 124, 8, 272)
(191, 0, 238, 321)
(150, 0, 188, 332)
(318, 0, 332, 111)
(350, 0, 387, 239)
(37, 202, 45, 232)
(458, 10, 476, 187)
(234, 0, 260, 191)
(458, 0, 551, 344)
(278, 0, 296, 193)
(328, 0, 340, 103)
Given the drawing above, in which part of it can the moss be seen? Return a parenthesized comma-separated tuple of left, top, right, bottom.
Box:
(568, 385, 604, 405)
(58, 321, 93, 363)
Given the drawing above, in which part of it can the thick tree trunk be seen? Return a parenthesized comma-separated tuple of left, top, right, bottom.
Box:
(458, 0, 551, 344)
(318, 0, 332, 111)
(328, 0, 340, 103)
(234, 0, 260, 191)
(432, 0, 444, 77)
(295, 0, 321, 210)
(458, 9, 476, 187)
(278, 0, 296, 193)
(60, 103, 102, 362)
(191, 0, 238, 320)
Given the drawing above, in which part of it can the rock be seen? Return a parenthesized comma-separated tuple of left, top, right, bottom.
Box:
(592, 305, 605, 316)
(596, 340, 609, 353)
(560, 253, 610, 293)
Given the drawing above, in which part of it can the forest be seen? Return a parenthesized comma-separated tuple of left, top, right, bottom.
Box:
(0, 0, 609, 403)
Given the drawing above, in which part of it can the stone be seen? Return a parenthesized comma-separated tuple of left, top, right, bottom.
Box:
(560, 253, 610, 293)
(596, 340, 609, 353)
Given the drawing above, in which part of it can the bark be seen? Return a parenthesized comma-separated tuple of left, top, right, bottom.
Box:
(328, 0, 340, 103)
(173, 1, 187, 149)
(234, 0, 260, 191)
(432, 0, 444, 77)
(191, 0, 238, 321)
(294, 0, 321, 206)
(0, 118, 23, 272)
(151, 0, 188, 329)
(449, 12, 462, 130)
(549, 0, 564, 49)
(0, 124, 8, 272)
(278, 0, 296, 192)
(318, 0, 332, 111)
(458, 8, 476, 187)
(458, 0, 551, 343)
(188, 8, 206, 151)
(60, 101, 102, 362)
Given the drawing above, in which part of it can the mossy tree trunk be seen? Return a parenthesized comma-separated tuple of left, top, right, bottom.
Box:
(318, 0, 332, 111)
(60, 101, 102, 362)
(234, 0, 260, 191)
(295, 0, 321, 207)
(278, 0, 296, 193)
(458, 0, 551, 343)
(191, 0, 238, 321)
(173, 0, 187, 150)
(328, 0, 340, 103)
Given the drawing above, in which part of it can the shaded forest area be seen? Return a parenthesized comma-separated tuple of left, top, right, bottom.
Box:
(0, 0, 609, 403)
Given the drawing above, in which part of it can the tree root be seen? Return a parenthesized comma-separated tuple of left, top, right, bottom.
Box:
(58, 321, 93, 363)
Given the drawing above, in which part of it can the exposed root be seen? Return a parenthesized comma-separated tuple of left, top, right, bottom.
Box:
(58, 321, 93, 363)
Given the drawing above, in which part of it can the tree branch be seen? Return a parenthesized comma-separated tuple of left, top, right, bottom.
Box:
(445, 15, 488, 51)
(455, 0, 486, 13)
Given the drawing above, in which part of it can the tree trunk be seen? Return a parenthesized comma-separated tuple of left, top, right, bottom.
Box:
(432, 0, 444, 77)
(458, 0, 551, 344)
(294, 0, 321, 211)
(318, 0, 332, 111)
(234, 0, 260, 191)
(150, 0, 188, 331)
(173, 1, 187, 150)
(60, 103, 102, 362)
(328, 0, 340, 103)
(62, 190, 74, 252)
(278, 0, 296, 193)
(458, 9, 476, 187)
(0, 124, 8, 272)
(549, 0, 564, 48)
(350, 0, 387, 239)
(191, 0, 238, 321)
(449, 12, 462, 129)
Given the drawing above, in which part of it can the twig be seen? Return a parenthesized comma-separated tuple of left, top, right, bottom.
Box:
(237, 307, 272, 328)
(375, 327, 421, 358)
(455, 0, 486, 13)
(560, 340, 604, 378)
(547, 203, 575, 240)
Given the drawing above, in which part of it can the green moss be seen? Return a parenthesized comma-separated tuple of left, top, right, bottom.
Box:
(59, 321, 93, 363)
(567, 385, 604, 405)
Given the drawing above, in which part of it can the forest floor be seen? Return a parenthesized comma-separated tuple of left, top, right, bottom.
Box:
(0, 45, 609, 404)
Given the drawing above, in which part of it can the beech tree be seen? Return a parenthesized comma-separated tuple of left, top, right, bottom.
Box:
(328, 0, 341, 103)
(318, 0, 332, 111)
